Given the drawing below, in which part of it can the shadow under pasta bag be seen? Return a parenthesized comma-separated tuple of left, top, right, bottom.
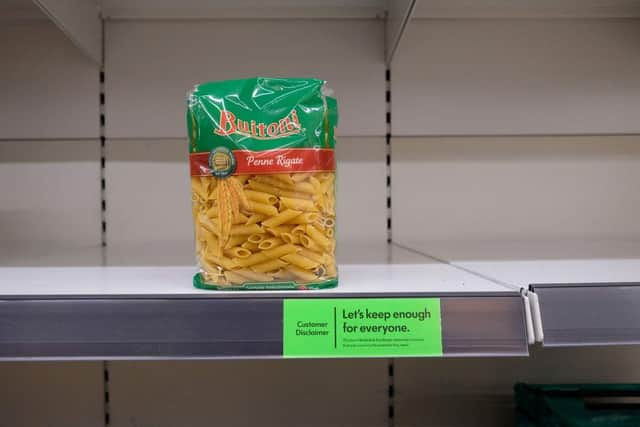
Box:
(186, 77, 338, 290)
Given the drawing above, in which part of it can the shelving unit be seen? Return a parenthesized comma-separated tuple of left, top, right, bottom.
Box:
(3, 0, 640, 425)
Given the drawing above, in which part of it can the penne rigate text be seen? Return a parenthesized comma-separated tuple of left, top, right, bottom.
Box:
(187, 77, 338, 290)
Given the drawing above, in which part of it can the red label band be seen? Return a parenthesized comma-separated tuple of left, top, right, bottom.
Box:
(190, 148, 335, 176)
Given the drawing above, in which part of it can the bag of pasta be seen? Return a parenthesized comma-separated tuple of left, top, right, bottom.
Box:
(187, 77, 338, 290)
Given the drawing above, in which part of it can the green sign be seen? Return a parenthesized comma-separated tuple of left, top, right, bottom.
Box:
(283, 298, 443, 357)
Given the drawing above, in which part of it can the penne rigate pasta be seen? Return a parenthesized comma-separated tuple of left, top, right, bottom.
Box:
(246, 180, 280, 195)
(291, 172, 310, 182)
(272, 174, 295, 185)
(241, 241, 260, 251)
(255, 175, 294, 191)
(309, 176, 321, 192)
(251, 258, 289, 273)
(266, 225, 295, 237)
(233, 244, 299, 268)
(280, 190, 315, 201)
(262, 209, 302, 228)
(325, 263, 337, 277)
(246, 213, 266, 225)
(233, 212, 249, 225)
(299, 248, 326, 264)
(189, 77, 337, 290)
(245, 189, 278, 205)
(246, 201, 279, 217)
(225, 246, 252, 259)
(234, 268, 274, 282)
(224, 270, 249, 285)
(246, 180, 313, 201)
(311, 221, 325, 233)
(258, 238, 283, 251)
(290, 181, 315, 194)
(273, 269, 297, 281)
(247, 233, 266, 243)
(191, 177, 208, 200)
(202, 232, 221, 256)
(281, 253, 320, 270)
(280, 232, 300, 245)
(306, 224, 330, 250)
(230, 224, 263, 236)
(235, 175, 250, 185)
(203, 254, 238, 271)
(299, 234, 323, 252)
(280, 197, 318, 212)
(285, 212, 320, 225)
(291, 225, 306, 236)
(288, 265, 319, 281)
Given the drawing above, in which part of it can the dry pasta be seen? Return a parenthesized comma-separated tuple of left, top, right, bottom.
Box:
(187, 77, 337, 290)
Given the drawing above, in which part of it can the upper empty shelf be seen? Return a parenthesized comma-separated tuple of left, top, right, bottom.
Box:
(396, 239, 640, 348)
(100, 0, 387, 19)
(413, 0, 640, 18)
(0, 243, 527, 359)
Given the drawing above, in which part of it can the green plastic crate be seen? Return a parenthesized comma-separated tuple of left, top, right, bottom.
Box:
(515, 384, 640, 427)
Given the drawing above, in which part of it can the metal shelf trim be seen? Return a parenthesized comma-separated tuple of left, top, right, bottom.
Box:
(531, 283, 640, 347)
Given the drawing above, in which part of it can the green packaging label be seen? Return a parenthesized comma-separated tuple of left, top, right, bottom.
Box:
(187, 77, 337, 154)
(283, 298, 443, 357)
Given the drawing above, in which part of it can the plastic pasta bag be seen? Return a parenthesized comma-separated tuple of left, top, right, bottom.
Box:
(187, 77, 338, 290)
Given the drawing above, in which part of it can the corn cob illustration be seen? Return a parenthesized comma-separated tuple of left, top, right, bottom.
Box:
(227, 176, 249, 209)
(216, 179, 233, 248)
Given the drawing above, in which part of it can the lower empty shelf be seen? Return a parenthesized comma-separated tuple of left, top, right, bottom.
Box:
(396, 239, 640, 348)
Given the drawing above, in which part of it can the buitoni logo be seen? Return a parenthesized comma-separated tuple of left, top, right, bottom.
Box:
(214, 109, 301, 139)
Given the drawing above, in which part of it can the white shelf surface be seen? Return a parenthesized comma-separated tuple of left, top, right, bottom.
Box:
(396, 239, 640, 288)
(0, 264, 513, 299)
(0, 244, 513, 297)
(413, 0, 640, 18)
(101, 0, 386, 19)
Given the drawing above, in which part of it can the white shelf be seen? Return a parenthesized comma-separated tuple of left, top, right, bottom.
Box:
(101, 0, 387, 19)
(0, 243, 512, 297)
(0, 244, 513, 298)
(413, 0, 640, 18)
(397, 239, 640, 347)
(0, 263, 512, 298)
(398, 239, 640, 287)
(0, 244, 527, 359)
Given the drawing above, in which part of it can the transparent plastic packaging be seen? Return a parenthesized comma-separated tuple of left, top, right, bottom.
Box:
(187, 77, 338, 290)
